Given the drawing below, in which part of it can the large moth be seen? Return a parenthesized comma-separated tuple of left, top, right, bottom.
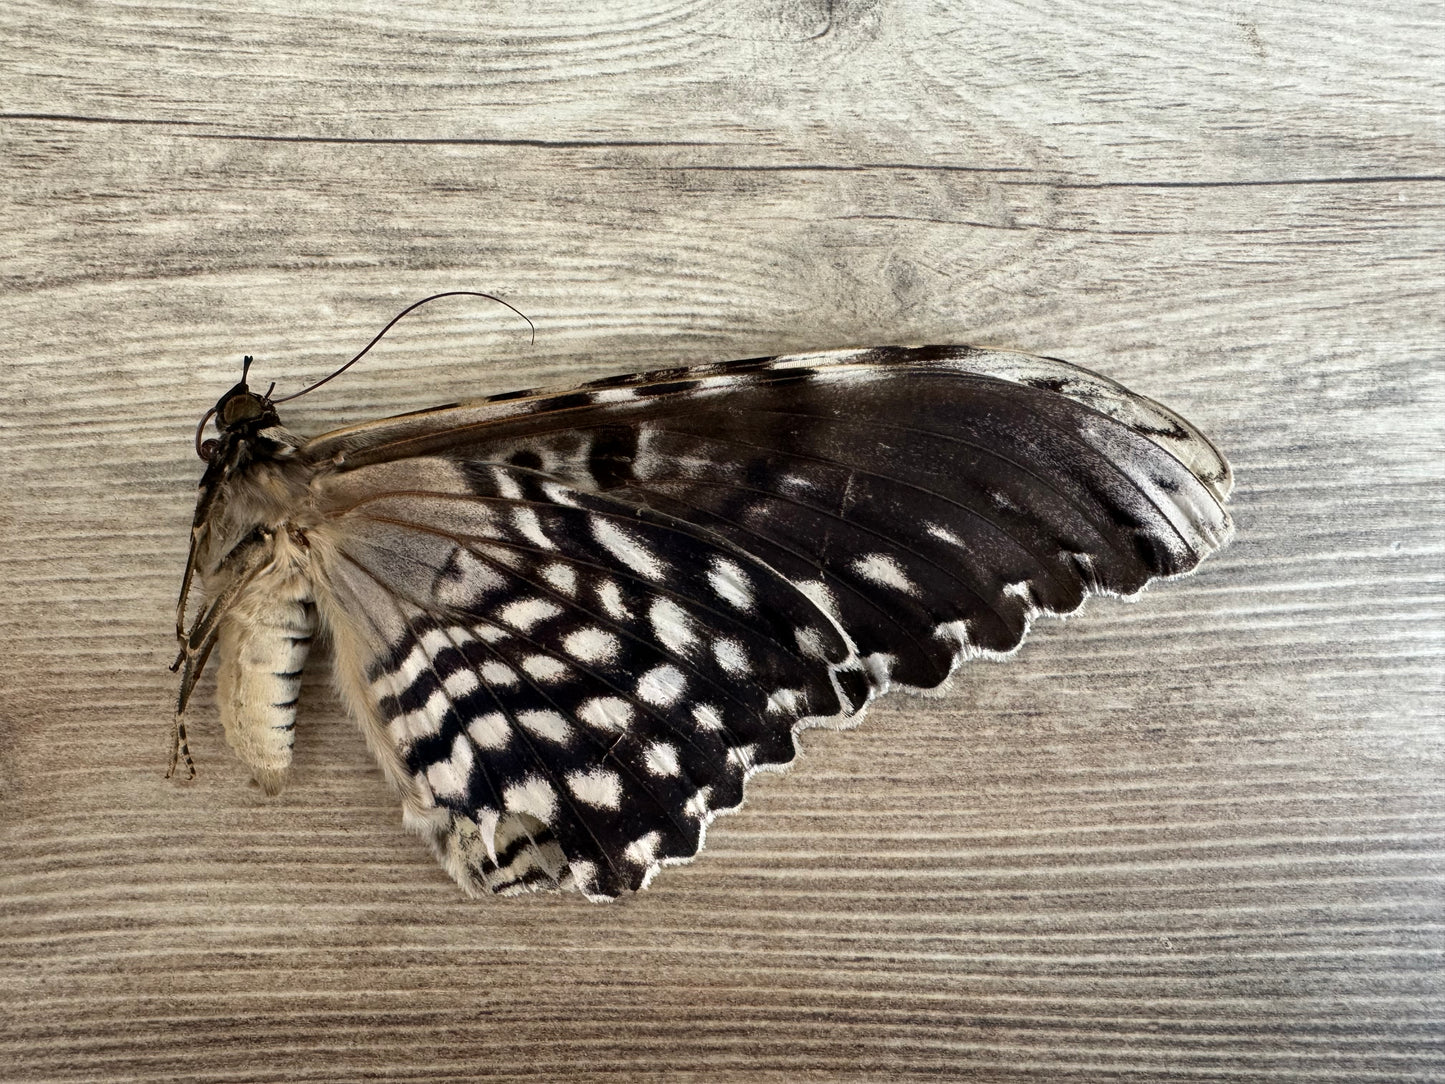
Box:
(172, 297, 1233, 900)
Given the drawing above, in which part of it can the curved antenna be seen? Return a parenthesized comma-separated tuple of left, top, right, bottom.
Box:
(269, 291, 535, 406)
(193, 406, 219, 459)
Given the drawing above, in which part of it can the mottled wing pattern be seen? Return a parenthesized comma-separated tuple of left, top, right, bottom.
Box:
(302, 347, 1232, 899)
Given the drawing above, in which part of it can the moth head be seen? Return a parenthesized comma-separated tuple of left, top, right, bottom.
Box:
(196, 356, 281, 461)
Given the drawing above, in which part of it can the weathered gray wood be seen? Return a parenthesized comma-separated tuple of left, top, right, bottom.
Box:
(1, 1, 1442, 1081)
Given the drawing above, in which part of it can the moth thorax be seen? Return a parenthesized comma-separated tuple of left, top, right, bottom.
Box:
(215, 566, 316, 796)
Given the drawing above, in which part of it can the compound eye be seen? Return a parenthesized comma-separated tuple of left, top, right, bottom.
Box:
(221, 393, 264, 426)
(198, 438, 220, 462)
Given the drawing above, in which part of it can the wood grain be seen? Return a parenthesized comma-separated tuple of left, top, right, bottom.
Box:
(1, 1, 1442, 1081)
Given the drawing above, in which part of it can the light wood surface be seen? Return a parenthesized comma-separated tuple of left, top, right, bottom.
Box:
(2, 2, 1442, 1081)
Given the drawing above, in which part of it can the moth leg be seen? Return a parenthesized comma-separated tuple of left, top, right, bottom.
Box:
(169, 711, 197, 781)
(167, 535, 273, 779)
(168, 624, 218, 781)
(174, 522, 207, 646)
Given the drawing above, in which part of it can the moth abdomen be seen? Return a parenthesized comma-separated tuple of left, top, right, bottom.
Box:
(214, 552, 316, 797)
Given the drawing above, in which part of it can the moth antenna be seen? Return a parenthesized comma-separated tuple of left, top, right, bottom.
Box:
(270, 291, 535, 405)
(194, 406, 219, 459)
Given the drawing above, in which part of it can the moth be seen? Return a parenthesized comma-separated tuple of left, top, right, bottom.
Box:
(172, 295, 1234, 900)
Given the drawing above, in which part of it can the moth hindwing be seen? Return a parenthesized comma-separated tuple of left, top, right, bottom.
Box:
(174, 343, 1233, 900)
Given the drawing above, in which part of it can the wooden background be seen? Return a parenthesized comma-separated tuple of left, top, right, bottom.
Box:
(2, 2, 1442, 1081)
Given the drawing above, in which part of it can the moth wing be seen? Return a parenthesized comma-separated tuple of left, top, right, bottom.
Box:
(301, 346, 1232, 898)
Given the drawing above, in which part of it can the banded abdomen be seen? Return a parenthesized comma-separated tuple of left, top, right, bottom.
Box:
(215, 561, 316, 795)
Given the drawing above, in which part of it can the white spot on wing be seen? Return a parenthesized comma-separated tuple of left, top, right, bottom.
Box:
(425, 733, 474, 799)
(540, 481, 579, 507)
(420, 628, 457, 656)
(480, 660, 519, 687)
(592, 519, 662, 579)
(567, 858, 597, 889)
(624, 831, 661, 866)
(467, 712, 511, 750)
(707, 557, 754, 610)
(504, 775, 558, 820)
(712, 638, 748, 674)
(767, 688, 802, 715)
(649, 598, 696, 654)
(852, 553, 915, 592)
(794, 626, 829, 659)
(935, 619, 971, 651)
(563, 627, 620, 663)
(727, 744, 757, 769)
(374, 645, 427, 698)
(597, 579, 631, 620)
(592, 387, 638, 404)
(692, 703, 725, 731)
(389, 688, 448, 744)
(566, 768, 623, 809)
(474, 808, 501, 862)
(444, 668, 480, 699)
(637, 665, 686, 706)
(521, 655, 570, 682)
(493, 468, 523, 500)
(577, 696, 633, 731)
(684, 787, 712, 819)
(512, 506, 554, 549)
(862, 652, 895, 685)
(643, 741, 681, 777)
(517, 709, 572, 743)
(541, 562, 578, 595)
(1003, 580, 1038, 613)
(498, 598, 562, 631)
(928, 522, 964, 547)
